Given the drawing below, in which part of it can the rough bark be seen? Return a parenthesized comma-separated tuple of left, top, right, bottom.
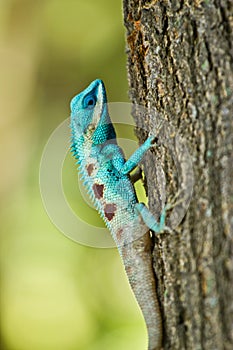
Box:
(123, 1, 233, 349)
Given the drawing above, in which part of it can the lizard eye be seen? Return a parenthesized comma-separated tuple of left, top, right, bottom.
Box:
(83, 95, 97, 109)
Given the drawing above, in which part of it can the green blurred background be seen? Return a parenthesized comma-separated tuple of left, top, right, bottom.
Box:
(0, 1, 147, 349)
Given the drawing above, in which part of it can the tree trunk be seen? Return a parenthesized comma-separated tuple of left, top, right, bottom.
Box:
(123, 1, 233, 349)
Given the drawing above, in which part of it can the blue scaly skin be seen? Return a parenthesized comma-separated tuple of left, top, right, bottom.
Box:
(70, 79, 169, 350)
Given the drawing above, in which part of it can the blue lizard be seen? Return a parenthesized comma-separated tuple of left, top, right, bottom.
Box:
(70, 79, 169, 350)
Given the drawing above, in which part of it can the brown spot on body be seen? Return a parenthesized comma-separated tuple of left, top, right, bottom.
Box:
(125, 265, 133, 276)
(92, 183, 104, 199)
(86, 163, 94, 176)
(116, 228, 123, 241)
(104, 203, 117, 221)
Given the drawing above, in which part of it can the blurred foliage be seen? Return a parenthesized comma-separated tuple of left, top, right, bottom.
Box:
(0, 1, 147, 349)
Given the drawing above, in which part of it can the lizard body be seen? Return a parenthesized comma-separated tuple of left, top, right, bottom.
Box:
(70, 79, 167, 350)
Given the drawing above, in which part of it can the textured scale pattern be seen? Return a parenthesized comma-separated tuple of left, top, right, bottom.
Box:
(70, 79, 166, 350)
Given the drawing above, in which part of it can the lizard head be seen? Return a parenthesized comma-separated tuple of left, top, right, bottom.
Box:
(70, 79, 116, 144)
